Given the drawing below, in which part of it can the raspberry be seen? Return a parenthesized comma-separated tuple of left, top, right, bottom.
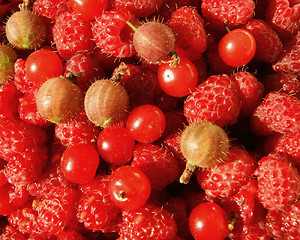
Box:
(131, 143, 179, 189)
(167, 6, 208, 61)
(251, 91, 300, 135)
(272, 31, 300, 75)
(201, 0, 255, 30)
(119, 203, 178, 240)
(184, 74, 242, 127)
(55, 110, 100, 148)
(92, 9, 138, 58)
(262, 72, 300, 97)
(254, 152, 300, 212)
(0, 81, 22, 120)
(231, 71, 264, 116)
(14, 58, 38, 94)
(266, 201, 300, 240)
(33, 0, 72, 20)
(242, 19, 283, 63)
(111, 0, 165, 18)
(64, 53, 106, 92)
(4, 145, 48, 186)
(77, 175, 120, 232)
(265, 0, 300, 41)
(18, 92, 51, 127)
(52, 11, 95, 59)
(0, 119, 47, 160)
(196, 147, 257, 199)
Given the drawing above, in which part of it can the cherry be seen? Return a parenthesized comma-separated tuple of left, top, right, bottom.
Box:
(97, 126, 135, 166)
(158, 57, 198, 97)
(25, 49, 63, 86)
(69, 0, 108, 20)
(109, 165, 151, 210)
(126, 104, 166, 143)
(218, 28, 256, 67)
(61, 143, 100, 184)
(189, 202, 230, 240)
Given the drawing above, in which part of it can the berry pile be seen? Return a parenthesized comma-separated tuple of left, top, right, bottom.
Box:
(0, 0, 299, 239)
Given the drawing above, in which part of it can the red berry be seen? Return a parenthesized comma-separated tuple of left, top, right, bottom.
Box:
(61, 143, 99, 184)
(126, 104, 166, 143)
(69, 0, 108, 20)
(218, 29, 256, 67)
(188, 202, 230, 240)
(97, 126, 135, 166)
(109, 165, 151, 210)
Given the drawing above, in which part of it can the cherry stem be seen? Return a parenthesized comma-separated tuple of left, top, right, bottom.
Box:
(179, 162, 197, 184)
(224, 21, 230, 33)
(110, 62, 129, 82)
(126, 21, 138, 32)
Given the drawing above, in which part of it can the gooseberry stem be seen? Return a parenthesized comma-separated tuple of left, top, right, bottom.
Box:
(126, 21, 138, 32)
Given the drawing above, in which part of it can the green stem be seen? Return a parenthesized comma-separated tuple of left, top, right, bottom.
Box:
(126, 21, 138, 32)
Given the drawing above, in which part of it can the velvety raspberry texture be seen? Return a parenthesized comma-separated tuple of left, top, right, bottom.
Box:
(231, 71, 264, 116)
(119, 203, 178, 240)
(254, 152, 300, 212)
(111, 0, 165, 18)
(33, 0, 72, 20)
(77, 175, 120, 232)
(197, 147, 257, 199)
(131, 143, 180, 190)
(273, 31, 300, 75)
(184, 74, 242, 127)
(265, 0, 300, 41)
(92, 9, 138, 58)
(52, 11, 95, 59)
(201, 0, 255, 30)
(242, 19, 283, 63)
(55, 110, 100, 147)
(0, 119, 47, 160)
(167, 6, 208, 61)
(251, 91, 300, 135)
(262, 72, 300, 98)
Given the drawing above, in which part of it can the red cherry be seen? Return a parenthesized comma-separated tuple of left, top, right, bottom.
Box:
(61, 143, 100, 184)
(158, 57, 198, 97)
(189, 202, 230, 240)
(97, 126, 135, 166)
(69, 0, 108, 20)
(109, 165, 151, 210)
(218, 29, 256, 67)
(25, 49, 63, 86)
(126, 104, 166, 143)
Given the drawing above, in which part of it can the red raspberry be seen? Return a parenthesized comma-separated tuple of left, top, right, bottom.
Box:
(254, 152, 300, 212)
(92, 9, 138, 58)
(77, 175, 120, 232)
(266, 202, 300, 239)
(33, 0, 72, 20)
(14, 58, 38, 94)
(64, 53, 106, 93)
(0, 225, 27, 240)
(18, 92, 51, 127)
(0, 119, 47, 160)
(242, 19, 283, 63)
(4, 146, 48, 186)
(55, 110, 100, 148)
(262, 72, 300, 97)
(111, 0, 165, 18)
(251, 91, 300, 135)
(196, 147, 257, 199)
(52, 11, 95, 60)
(272, 31, 300, 75)
(201, 0, 255, 30)
(231, 71, 264, 116)
(116, 64, 161, 110)
(119, 203, 178, 240)
(265, 0, 300, 41)
(131, 143, 180, 189)
(276, 133, 300, 164)
(184, 74, 242, 127)
(56, 230, 87, 240)
(167, 6, 208, 61)
(0, 81, 22, 120)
